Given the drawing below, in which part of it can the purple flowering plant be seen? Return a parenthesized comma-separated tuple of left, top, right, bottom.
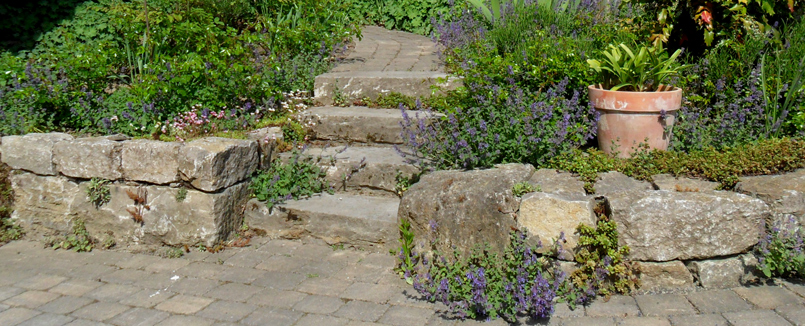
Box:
(756, 216, 805, 278)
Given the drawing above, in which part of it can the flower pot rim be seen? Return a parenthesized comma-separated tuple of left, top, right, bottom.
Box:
(587, 85, 682, 94)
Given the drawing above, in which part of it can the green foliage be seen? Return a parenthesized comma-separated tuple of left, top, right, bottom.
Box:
(548, 138, 805, 192)
(0, 0, 86, 52)
(393, 218, 418, 282)
(512, 182, 537, 197)
(86, 178, 112, 208)
(48, 219, 94, 252)
(0, 163, 22, 244)
(466, 0, 526, 24)
(175, 187, 187, 202)
(250, 150, 333, 211)
(394, 171, 420, 197)
(587, 43, 688, 91)
(157, 246, 185, 259)
(757, 216, 805, 278)
(347, 0, 454, 35)
(569, 216, 638, 298)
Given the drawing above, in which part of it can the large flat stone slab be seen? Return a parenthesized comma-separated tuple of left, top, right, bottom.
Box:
(246, 194, 399, 248)
(10, 172, 81, 232)
(178, 137, 259, 192)
(53, 137, 124, 180)
(736, 169, 805, 225)
(314, 71, 461, 106)
(517, 192, 596, 258)
(302, 107, 405, 144)
(0, 133, 73, 176)
(121, 140, 182, 184)
(607, 190, 769, 261)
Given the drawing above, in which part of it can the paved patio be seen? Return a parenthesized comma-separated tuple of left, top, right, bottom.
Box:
(1, 239, 804, 326)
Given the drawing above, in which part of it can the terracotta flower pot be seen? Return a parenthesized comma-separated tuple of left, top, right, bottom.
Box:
(588, 85, 682, 158)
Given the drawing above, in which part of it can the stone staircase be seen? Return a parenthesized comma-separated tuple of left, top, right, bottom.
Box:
(245, 26, 454, 250)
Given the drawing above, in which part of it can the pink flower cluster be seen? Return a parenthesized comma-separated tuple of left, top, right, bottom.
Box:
(171, 106, 228, 141)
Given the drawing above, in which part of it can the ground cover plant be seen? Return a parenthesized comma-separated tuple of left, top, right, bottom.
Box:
(0, 0, 359, 139)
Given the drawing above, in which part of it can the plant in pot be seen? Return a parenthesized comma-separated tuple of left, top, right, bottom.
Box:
(587, 43, 689, 157)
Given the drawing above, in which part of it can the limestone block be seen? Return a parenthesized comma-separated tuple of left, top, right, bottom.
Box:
(517, 192, 596, 258)
(636, 261, 695, 291)
(594, 171, 652, 195)
(246, 127, 283, 171)
(652, 174, 719, 192)
(687, 257, 745, 289)
(178, 137, 259, 192)
(10, 172, 81, 232)
(53, 137, 123, 180)
(0, 133, 73, 175)
(527, 169, 587, 197)
(121, 140, 182, 184)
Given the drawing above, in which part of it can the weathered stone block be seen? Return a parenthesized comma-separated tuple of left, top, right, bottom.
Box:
(398, 163, 535, 257)
(517, 192, 596, 258)
(314, 71, 461, 106)
(10, 172, 81, 232)
(687, 257, 745, 289)
(635, 261, 695, 291)
(246, 127, 283, 171)
(607, 190, 769, 261)
(595, 171, 652, 195)
(53, 137, 123, 180)
(0, 133, 73, 175)
(77, 182, 251, 247)
(121, 140, 181, 184)
(527, 169, 587, 197)
(736, 169, 805, 226)
(178, 137, 258, 192)
(652, 174, 719, 192)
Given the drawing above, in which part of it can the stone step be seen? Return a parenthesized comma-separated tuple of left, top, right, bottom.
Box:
(244, 194, 400, 249)
(281, 145, 418, 197)
(313, 71, 461, 106)
(302, 106, 405, 144)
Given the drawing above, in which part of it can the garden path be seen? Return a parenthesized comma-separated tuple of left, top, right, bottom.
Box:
(1, 239, 805, 326)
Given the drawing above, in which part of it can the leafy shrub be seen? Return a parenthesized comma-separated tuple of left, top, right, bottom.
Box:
(566, 216, 638, 303)
(757, 216, 805, 278)
(548, 138, 805, 192)
(347, 0, 455, 35)
(250, 149, 333, 211)
(412, 230, 562, 321)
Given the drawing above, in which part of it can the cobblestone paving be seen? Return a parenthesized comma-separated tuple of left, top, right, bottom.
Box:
(330, 26, 443, 73)
(1, 239, 805, 326)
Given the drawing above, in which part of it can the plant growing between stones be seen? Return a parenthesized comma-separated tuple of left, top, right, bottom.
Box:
(157, 246, 184, 259)
(756, 216, 805, 278)
(125, 188, 149, 226)
(47, 219, 93, 252)
(395, 171, 420, 197)
(86, 178, 111, 208)
(393, 218, 419, 283)
(250, 148, 334, 211)
(512, 181, 537, 197)
(175, 187, 187, 202)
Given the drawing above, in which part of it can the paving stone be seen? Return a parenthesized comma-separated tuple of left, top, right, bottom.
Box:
(101, 269, 152, 285)
(134, 273, 183, 290)
(85, 284, 142, 302)
(585, 296, 640, 318)
(723, 309, 794, 326)
(204, 283, 261, 302)
(0, 307, 41, 326)
(71, 302, 130, 322)
(107, 307, 169, 326)
(38, 296, 95, 314)
(64, 319, 113, 326)
(295, 314, 350, 326)
(634, 294, 696, 316)
(240, 307, 303, 326)
(17, 312, 74, 326)
(195, 301, 256, 322)
(64, 265, 116, 280)
(115, 255, 165, 271)
(118, 289, 175, 308)
(293, 295, 345, 314)
(424, 315, 456, 326)
(358, 253, 396, 269)
(297, 276, 353, 296)
(783, 281, 805, 298)
(253, 255, 305, 272)
(295, 260, 348, 279)
(4, 290, 61, 309)
(144, 259, 191, 274)
(215, 267, 266, 284)
(617, 317, 671, 326)
(250, 271, 306, 290)
(0, 286, 25, 301)
(378, 305, 433, 326)
(174, 262, 227, 279)
(222, 252, 270, 269)
(0, 303, 7, 313)
(153, 315, 215, 326)
(341, 282, 398, 304)
(777, 304, 805, 326)
(561, 316, 617, 326)
(17, 275, 68, 291)
(155, 295, 214, 314)
(255, 240, 301, 255)
(552, 302, 584, 318)
(48, 280, 103, 297)
(387, 290, 436, 309)
(686, 289, 752, 313)
(166, 278, 220, 296)
(734, 286, 803, 309)
(668, 314, 729, 326)
(334, 300, 389, 322)
(246, 289, 307, 309)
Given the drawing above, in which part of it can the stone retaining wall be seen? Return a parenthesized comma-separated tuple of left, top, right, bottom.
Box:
(0, 129, 281, 247)
(399, 164, 805, 291)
